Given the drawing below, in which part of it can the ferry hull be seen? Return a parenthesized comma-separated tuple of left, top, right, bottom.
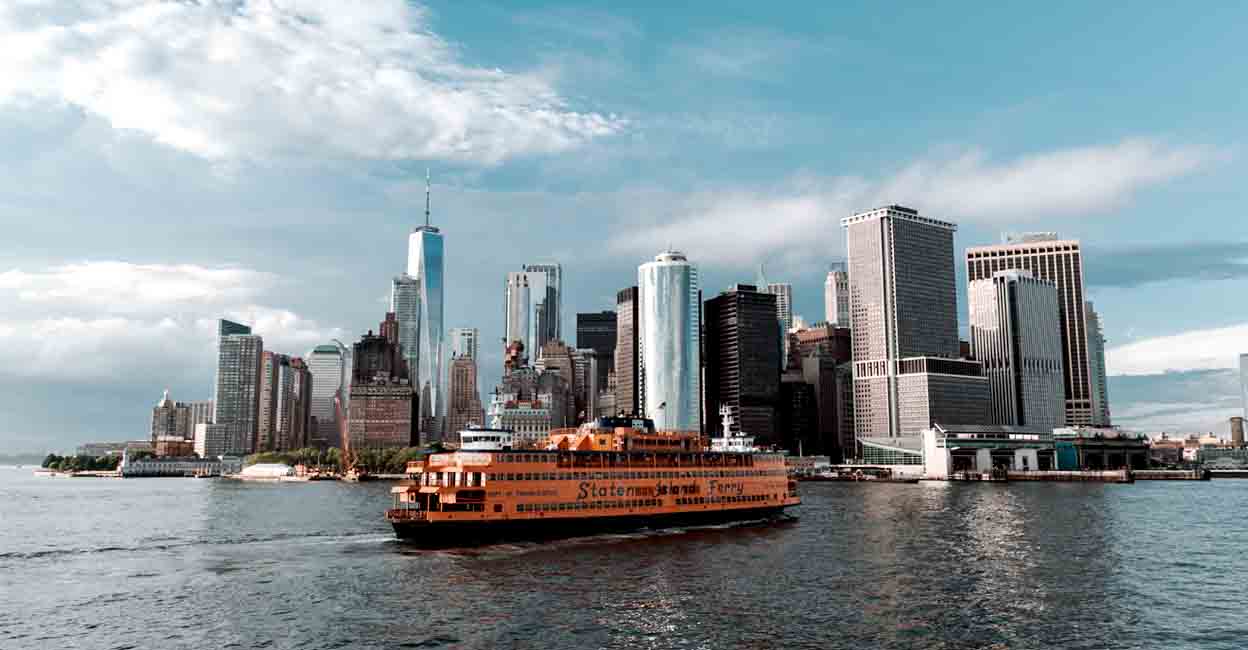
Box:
(389, 505, 796, 548)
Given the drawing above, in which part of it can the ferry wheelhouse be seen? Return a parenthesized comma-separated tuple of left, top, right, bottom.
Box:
(387, 415, 799, 546)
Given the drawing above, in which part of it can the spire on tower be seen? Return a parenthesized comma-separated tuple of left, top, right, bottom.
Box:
(424, 168, 431, 227)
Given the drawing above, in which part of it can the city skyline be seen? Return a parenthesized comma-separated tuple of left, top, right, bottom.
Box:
(2, 1, 1247, 451)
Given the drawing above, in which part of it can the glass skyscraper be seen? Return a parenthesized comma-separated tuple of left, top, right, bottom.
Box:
(408, 222, 445, 440)
(306, 341, 348, 448)
(390, 274, 421, 380)
(638, 251, 701, 432)
(523, 263, 562, 355)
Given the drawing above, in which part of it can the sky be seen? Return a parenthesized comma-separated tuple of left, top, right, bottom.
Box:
(1, 0, 1246, 453)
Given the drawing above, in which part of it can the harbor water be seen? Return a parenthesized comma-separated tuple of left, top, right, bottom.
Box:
(2, 466, 1244, 649)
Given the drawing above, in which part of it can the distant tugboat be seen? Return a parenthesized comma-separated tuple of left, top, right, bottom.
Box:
(386, 408, 799, 547)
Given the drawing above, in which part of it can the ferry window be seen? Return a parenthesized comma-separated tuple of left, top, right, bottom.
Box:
(494, 504, 502, 513)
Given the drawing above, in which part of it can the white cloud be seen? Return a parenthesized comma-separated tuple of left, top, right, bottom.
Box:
(0, 261, 342, 381)
(881, 139, 1214, 220)
(0, 0, 623, 164)
(608, 139, 1215, 267)
(1106, 323, 1248, 376)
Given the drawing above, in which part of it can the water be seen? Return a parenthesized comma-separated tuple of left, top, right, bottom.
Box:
(2, 467, 1245, 649)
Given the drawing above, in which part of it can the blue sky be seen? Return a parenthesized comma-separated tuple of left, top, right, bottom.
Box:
(1, 0, 1245, 452)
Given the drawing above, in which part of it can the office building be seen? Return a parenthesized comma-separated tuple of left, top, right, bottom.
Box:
(766, 282, 793, 355)
(614, 286, 640, 416)
(576, 311, 616, 388)
(572, 347, 599, 423)
(449, 327, 480, 361)
(287, 357, 313, 451)
(969, 270, 1065, 430)
(306, 341, 348, 448)
(1085, 302, 1111, 426)
(536, 340, 577, 401)
(194, 423, 231, 459)
(824, 264, 850, 328)
(213, 319, 263, 455)
(189, 400, 214, 428)
(390, 274, 421, 381)
(966, 233, 1104, 427)
(777, 373, 818, 455)
(346, 319, 417, 451)
(843, 206, 989, 437)
(787, 323, 851, 372)
(257, 351, 294, 452)
(150, 390, 192, 442)
(524, 263, 562, 354)
(447, 354, 485, 440)
(703, 284, 781, 444)
(407, 173, 445, 441)
(504, 271, 531, 365)
(638, 251, 701, 432)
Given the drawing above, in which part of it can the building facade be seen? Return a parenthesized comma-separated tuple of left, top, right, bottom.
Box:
(1085, 301, 1112, 426)
(968, 270, 1065, 430)
(614, 286, 640, 417)
(638, 251, 701, 432)
(347, 322, 417, 451)
(843, 206, 988, 437)
(504, 271, 531, 366)
(447, 354, 484, 439)
(1240, 354, 1248, 420)
(824, 265, 850, 328)
(449, 327, 480, 361)
(150, 390, 192, 442)
(576, 310, 617, 389)
(703, 284, 781, 444)
(306, 341, 348, 449)
(524, 263, 562, 355)
(390, 274, 421, 385)
(407, 187, 445, 441)
(213, 319, 263, 456)
(966, 234, 1102, 427)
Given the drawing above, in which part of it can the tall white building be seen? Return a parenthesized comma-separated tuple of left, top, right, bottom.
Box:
(306, 340, 348, 448)
(449, 327, 480, 361)
(969, 270, 1065, 430)
(390, 274, 421, 379)
(967, 234, 1103, 427)
(843, 206, 990, 437)
(638, 251, 701, 432)
(1085, 301, 1111, 426)
(407, 174, 445, 440)
(504, 271, 531, 360)
(824, 265, 850, 328)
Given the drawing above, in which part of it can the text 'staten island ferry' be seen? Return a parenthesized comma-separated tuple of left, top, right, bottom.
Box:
(386, 408, 799, 547)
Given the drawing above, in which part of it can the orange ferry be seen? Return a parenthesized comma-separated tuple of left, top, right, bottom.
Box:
(386, 413, 799, 547)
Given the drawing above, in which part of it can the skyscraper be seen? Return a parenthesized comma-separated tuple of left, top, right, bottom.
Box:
(150, 390, 192, 442)
(703, 285, 780, 444)
(576, 311, 616, 388)
(287, 357, 313, 451)
(1085, 301, 1111, 426)
(257, 351, 293, 452)
(843, 206, 989, 437)
(524, 263, 562, 354)
(390, 274, 421, 381)
(306, 341, 348, 449)
(407, 174, 445, 441)
(347, 320, 417, 451)
(824, 264, 850, 328)
(447, 353, 484, 440)
(638, 251, 701, 432)
(969, 270, 1064, 430)
(449, 327, 480, 361)
(213, 319, 263, 455)
(504, 271, 530, 364)
(966, 234, 1100, 426)
(614, 286, 640, 417)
